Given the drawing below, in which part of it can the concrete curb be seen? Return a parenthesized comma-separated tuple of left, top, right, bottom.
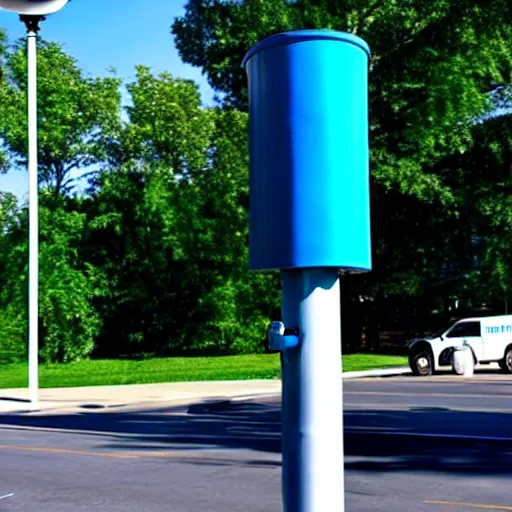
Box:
(342, 366, 412, 379)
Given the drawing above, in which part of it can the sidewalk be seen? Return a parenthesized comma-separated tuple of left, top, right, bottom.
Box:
(0, 379, 282, 414)
(0, 366, 411, 415)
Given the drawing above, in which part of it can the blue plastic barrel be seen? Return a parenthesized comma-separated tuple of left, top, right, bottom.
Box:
(243, 30, 372, 271)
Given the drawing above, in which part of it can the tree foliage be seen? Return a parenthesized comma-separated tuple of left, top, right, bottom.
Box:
(0, 2, 511, 363)
(84, 68, 278, 357)
(0, 35, 121, 195)
(173, 0, 512, 344)
(173, 0, 512, 200)
(0, 194, 103, 363)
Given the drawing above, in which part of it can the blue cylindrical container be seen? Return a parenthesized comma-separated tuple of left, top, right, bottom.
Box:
(243, 30, 372, 271)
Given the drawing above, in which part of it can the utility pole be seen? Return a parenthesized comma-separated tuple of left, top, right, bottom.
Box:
(244, 30, 372, 512)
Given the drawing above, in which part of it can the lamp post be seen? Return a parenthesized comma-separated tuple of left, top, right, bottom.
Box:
(0, 0, 69, 404)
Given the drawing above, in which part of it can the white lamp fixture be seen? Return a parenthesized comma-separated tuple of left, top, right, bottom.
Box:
(0, 0, 68, 15)
(0, 0, 70, 405)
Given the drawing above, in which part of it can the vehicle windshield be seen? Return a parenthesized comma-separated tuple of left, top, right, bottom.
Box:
(427, 324, 453, 339)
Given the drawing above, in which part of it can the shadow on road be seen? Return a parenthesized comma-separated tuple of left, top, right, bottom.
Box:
(2, 400, 512, 475)
(0, 396, 31, 403)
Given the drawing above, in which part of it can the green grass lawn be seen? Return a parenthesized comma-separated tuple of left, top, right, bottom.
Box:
(0, 353, 407, 389)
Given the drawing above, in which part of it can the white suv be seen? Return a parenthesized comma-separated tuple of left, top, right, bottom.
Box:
(408, 315, 512, 376)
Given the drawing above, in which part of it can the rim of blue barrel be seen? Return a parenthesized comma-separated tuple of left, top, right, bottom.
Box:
(242, 30, 371, 67)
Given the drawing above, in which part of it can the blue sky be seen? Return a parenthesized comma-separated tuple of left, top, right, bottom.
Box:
(0, 0, 214, 199)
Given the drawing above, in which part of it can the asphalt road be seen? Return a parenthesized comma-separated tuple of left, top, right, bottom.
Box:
(3, 376, 512, 511)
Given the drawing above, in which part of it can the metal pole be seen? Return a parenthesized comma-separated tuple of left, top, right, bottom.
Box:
(22, 15, 43, 405)
(281, 268, 344, 512)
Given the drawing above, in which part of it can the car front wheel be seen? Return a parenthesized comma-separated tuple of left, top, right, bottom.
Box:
(411, 351, 433, 376)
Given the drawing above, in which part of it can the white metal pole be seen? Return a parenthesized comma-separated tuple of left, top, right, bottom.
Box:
(27, 22, 39, 405)
(281, 268, 344, 512)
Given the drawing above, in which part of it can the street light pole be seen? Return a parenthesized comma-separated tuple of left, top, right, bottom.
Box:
(0, 0, 69, 405)
(21, 14, 43, 405)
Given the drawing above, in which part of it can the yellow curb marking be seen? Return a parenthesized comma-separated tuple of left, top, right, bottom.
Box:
(0, 444, 138, 459)
(425, 500, 512, 510)
(0, 444, 248, 463)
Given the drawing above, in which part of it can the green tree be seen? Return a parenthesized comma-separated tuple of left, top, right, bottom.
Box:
(0, 35, 121, 195)
(172, 0, 512, 348)
(82, 163, 182, 357)
(38, 199, 102, 362)
(0, 31, 121, 362)
(0, 194, 102, 363)
(87, 68, 279, 357)
(173, 0, 511, 200)
(117, 65, 214, 174)
(438, 113, 512, 310)
(0, 192, 26, 363)
(172, 107, 280, 353)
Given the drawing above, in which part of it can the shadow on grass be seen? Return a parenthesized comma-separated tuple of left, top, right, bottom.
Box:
(1, 400, 512, 474)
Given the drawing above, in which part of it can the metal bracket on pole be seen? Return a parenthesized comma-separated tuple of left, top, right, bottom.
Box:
(268, 321, 300, 351)
(20, 14, 45, 31)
